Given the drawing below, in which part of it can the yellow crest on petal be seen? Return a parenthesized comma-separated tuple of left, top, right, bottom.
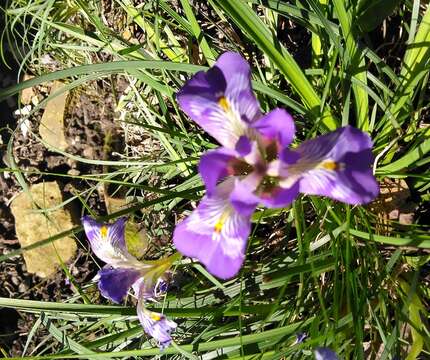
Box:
(214, 220, 224, 234)
(214, 211, 231, 235)
(218, 96, 230, 112)
(322, 160, 338, 171)
(150, 312, 162, 321)
(100, 226, 108, 239)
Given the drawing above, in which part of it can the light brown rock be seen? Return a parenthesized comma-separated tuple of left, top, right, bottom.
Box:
(10, 182, 77, 278)
(20, 74, 35, 105)
(39, 81, 69, 151)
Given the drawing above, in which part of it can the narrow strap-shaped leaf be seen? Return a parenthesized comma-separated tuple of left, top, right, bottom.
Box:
(333, 0, 369, 131)
(212, 0, 338, 131)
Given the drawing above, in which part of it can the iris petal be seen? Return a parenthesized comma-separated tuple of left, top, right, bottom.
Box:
(98, 267, 141, 303)
(198, 147, 236, 197)
(177, 52, 261, 149)
(288, 126, 379, 204)
(252, 108, 295, 148)
(81, 216, 142, 267)
(137, 302, 177, 350)
(173, 179, 252, 279)
(258, 181, 300, 208)
(314, 347, 339, 360)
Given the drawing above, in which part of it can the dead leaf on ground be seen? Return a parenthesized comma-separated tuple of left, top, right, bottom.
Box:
(10, 182, 77, 278)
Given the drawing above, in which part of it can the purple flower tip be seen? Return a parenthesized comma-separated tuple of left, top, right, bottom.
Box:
(295, 332, 307, 344)
(314, 347, 339, 360)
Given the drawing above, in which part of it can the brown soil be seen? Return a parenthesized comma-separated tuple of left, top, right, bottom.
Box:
(0, 66, 129, 355)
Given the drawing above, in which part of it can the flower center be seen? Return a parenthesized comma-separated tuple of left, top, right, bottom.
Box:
(257, 175, 280, 196)
(228, 158, 254, 176)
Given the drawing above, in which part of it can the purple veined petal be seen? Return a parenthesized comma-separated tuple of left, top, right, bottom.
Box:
(291, 126, 379, 204)
(154, 277, 169, 296)
(198, 147, 237, 197)
(297, 125, 373, 163)
(252, 108, 296, 148)
(177, 52, 261, 149)
(210, 52, 261, 125)
(301, 154, 378, 205)
(279, 149, 301, 165)
(81, 216, 142, 266)
(97, 267, 142, 304)
(137, 301, 177, 351)
(173, 179, 252, 279)
(314, 347, 339, 360)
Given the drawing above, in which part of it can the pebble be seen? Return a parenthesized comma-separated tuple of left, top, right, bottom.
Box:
(18, 283, 29, 293)
(11, 276, 20, 286)
(67, 169, 80, 176)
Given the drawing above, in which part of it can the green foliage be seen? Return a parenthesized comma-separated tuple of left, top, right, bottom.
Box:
(1, 0, 430, 359)
(356, 0, 402, 32)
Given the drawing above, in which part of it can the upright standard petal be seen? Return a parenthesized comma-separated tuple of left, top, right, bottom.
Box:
(173, 179, 252, 279)
(81, 216, 142, 267)
(252, 108, 295, 148)
(98, 267, 141, 303)
(198, 147, 236, 197)
(137, 302, 177, 350)
(229, 176, 260, 217)
(291, 126, 379, 204)
(177, 52, 261, 149)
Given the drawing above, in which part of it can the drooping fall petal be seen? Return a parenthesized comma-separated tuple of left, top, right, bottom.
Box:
(177, 52, 261, 149)
(173, 179, 252, 279)
(97, 267, 141, 303)
(283, 126, 379, 204)
(137, 302, 177, 350)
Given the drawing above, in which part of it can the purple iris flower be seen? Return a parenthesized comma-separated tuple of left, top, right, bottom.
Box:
(314, 347, 339, 360)
(174, 52, 379, 280)
(81, 216, 176, 349)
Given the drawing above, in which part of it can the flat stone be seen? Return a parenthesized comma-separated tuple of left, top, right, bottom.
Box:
(39, 81, 69, 151)
(10, 182, 77, 278)
(20, 74, 35, 105)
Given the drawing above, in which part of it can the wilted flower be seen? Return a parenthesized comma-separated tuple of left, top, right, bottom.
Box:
(314, 347, 339, 360)
(81, 216, 177, 349)
(174, 52, 379, 279)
